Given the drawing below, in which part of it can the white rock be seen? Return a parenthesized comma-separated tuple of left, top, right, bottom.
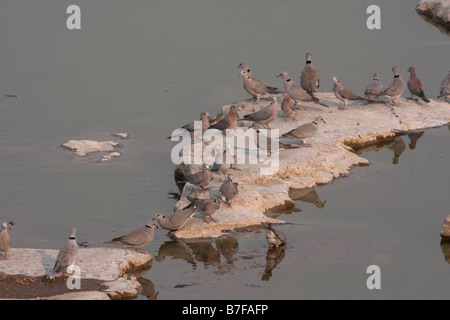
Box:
(172, 93, 450, 240)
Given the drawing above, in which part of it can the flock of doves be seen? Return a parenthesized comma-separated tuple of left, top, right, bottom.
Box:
(1, 53, 449, 280)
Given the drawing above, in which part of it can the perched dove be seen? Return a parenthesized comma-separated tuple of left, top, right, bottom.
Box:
(187, 196, 224, 223)
(211, 145, 234, 181)
(380, 66, 406, 106)
(438, 70, 450, 102)
(0, 222, 10, 260)
(179, 163, 212, 191)
(281, 116, 326, 146)
(103, 221, 158, 253)
(238, 64, 280, 103)
(243, 95, 280, 129)
(209, 104, 239, 132)
(277, 72, 329, 108)
(153, 207, 196, 232)
(364, 73, 383, 101)
(219, 174, 239, 207)
(332, 76, 367, 109)
(281, 90, 298, 120)
(300, 52, 319, 95)
(48, 228, 78, 279)
(168, 112, 210, 139)
(249, 123, 299, 155)
(407, 67, 430, 103)
(261, 222, 286, 248)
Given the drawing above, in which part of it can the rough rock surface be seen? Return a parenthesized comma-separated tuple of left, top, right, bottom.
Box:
(0, 247, 151, 299)
(416, 0, 450, 30)
(171, 92, 450, 240)
(441, 215, 450, 240)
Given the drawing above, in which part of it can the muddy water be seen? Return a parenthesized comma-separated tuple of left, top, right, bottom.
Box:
(0, 1, 449, 299)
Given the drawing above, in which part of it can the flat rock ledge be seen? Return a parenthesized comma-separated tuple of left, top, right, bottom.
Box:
(171, 93, 450, 240)
(416, 0, 450, 30)
(0, 247, 151, 300)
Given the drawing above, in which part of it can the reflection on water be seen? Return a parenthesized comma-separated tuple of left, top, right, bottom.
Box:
(155, 240, 196, 266)
(389, 136, 406, 165)
(215, 235, 239, 265)
(408, 131, 425, 150)
(137, 277, 159, 300)
(289, 188, 327, 208)
(261, 245, 286, 281)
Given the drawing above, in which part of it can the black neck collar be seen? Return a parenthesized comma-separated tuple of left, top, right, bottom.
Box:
(306, 61, 312, 64)
(312, 121, 318, 125)
(286, 79, 291, 82)
(69, 237, 76, 240)
(394, 75, 399, 78)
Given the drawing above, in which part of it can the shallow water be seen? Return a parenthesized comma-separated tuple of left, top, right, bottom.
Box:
(0, 1, 449, 299)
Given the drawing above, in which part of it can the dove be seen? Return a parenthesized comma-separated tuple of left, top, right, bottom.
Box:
(238, 64, 281, 103)
(332, 76, 368, 109)
(300, 52, 319, 95)
(277, 72, 329, 108)
(281, 90, 298, 120)
(438, 70, 450, 102)
(187, 195, 224, 223)
(281, 116, 326, 146)
(211, 145, 234, 181)
(178, 163, 212, 191)
(364, 73, 383, 101)
(380, 66, 406, 106)
(261, 222, 286, 248)
(103, 221, 158, 253)
(153, 207, 196, 232)
(249, 123, 299, 155)
(168, 112, 210, 139)
(219, 174, 239, 207)
(209, 104, 239, 132)
(48, 228, 78, 279)
(407, 67, 430, 103)
(0, 222, 10, 260)
(243, 95, 280, 129)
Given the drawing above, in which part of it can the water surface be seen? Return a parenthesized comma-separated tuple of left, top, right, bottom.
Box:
(0, 0, 449, 299)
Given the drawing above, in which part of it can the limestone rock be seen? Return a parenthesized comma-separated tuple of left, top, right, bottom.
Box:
(440, 215, 450, 240)
(171, 93, 450, 240)
(416, 0, 450, 30)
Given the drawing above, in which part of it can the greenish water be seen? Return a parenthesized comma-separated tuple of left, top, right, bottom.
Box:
(0, 0, 449, 299)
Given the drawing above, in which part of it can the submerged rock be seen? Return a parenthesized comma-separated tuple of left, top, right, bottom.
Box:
(171, 93, 450, 240)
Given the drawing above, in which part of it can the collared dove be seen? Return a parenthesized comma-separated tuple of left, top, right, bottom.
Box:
(438, 70, 450, 102)
(219, 174, 239, 207)
(168, 111, 210, 139)
(48, 228, 78, 279)
(277, 72, 329, 108)
(186, 195, 224, 223)
(380, 66, 406, 106)
(103, 221, 158, 253)
(153, 207, 196, 232)
(281, 90, 298, 120)
(407, 67, 430, 103)
(0, 222, 10, 260)
(211, 145, 234, 181)
(209, 104, 239, 132)
(281, 116, 326, 146)
(243, 95, 280, 129)
(332, 76, 368, 109)
(178, 163, 212, 191)
(249, 123, 300, 155)
(300, 52, 319, 95)
(364, 73, 383, 101)
(238, 64, 280, 103)
(261, 222, 286, 248)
